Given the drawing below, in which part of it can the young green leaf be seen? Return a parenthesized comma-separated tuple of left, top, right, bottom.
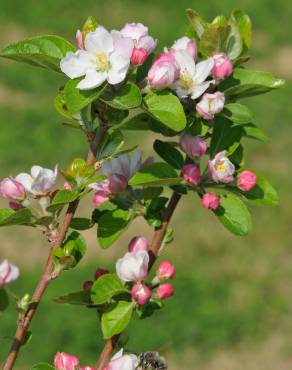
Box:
(222, 103, 253, 124)
(31, 363, 55, 370)
(214, 194, 252, 235)
(153, 140, 184, 169)
(144, 91, 186, 132)
(101, 301, 134, 339)
(98, 209, 132, 248)
(186, 9, 208, 40)
(200, 25, 231, 56)
(0, 35, 76, 72)
(47, 190, 80, 213)
(54, 289, 92, 305)
(129, 163, 182, 187)
(70, 217, 94, 230)
(219, 68, 285, 99)
(241, 123, 269, 142)
(0, 208, 33, 227)
(231, 10, 252, 48)
(91, 274, 127, 305)
(64, 78, 105, 114)
(101, 83, 142, 110)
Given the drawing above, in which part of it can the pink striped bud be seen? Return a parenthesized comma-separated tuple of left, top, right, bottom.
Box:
(83, 280, 93, 290)
(128, 236, 149, 252)
(76, 30, 84, 49)
(148, 52, 179, 90)
(94, 268, 109, 280)
(201, 193, 220, 210)
(171, 36, 197, 59)
(212, 52, 233, 79)
(131, 283, 152, 305)
(237, 170, 257, 191)
(157, 283, 174, 299)
(157, 261, 176, 280)
(131, 47, 148, 65)
(63, 182, 73, 191)
(54, 352, 80, 370)
(196, 92, 225, 120)
(180, 133, 207, 159)
(182, 164, 201, 186)
(9, 201, 21, 210)
(0, 260, 19, 288)
(92, 191, 110, 207)
(0, 178, 25, 200)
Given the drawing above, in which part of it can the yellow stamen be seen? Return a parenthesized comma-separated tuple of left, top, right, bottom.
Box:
(92, 52, 110, 72)
(215, 162, 226, 173)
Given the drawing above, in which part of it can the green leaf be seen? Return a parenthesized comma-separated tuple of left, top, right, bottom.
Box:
(0, 208, 33, 227)
(225, 20, 243, 60)
(186, 9, 208, 40)
(98, 130, 124, 160)
(219, 68, 285, 99)
(47, 190, 80, 213)
(236, 170, 278, 206)
(232, 10, 252, 48)
(144, 91, 186, 132)
(222, 103, 253, 124)
(54, 92, 73, 119)
(241, 123, 269, 142)
(91, 274, 127, 305)
(214, 194, 252, 236)
(31, 363, 55, 370)
(0, 289, 9, 313)
(70, 217, 94, 230)
(0, 35, 76, 72)
(101, 83, 142, 110)
(54, 231, 86, 269)
(98, 209, 132, 248)
(129, 162, 181, 187)
(153, 140, 184, 169)
(54, 289, 92, 305)
(119, 112, 153, 131)
(210, 117, 243, 156)
(200, 25, 230, 56)
(64, 78, 105, 114)
(101, 301, 134, 339)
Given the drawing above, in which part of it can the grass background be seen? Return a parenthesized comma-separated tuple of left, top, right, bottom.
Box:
(0, 1, 292, 369)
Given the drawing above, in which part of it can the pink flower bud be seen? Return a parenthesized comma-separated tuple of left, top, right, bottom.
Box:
(180, 133, 208, 159)
(0, 260, 19, 288)
(54, 352, 80, 370)
(120, 22, 148, 40)
(76, 30, 84, 49)
(83, 280, 93, 290)
(92, 191, 110, 207)
(64, 182, 73, 191)
(94, 268, 109, 280)
(148, 52, 179, 90)
(131, 47, 148, 65)
(208, 151, 235, 184)
(157, 283, 174, 300)
(0, 178, 25, 201)
(128, 236, 149, 252)
(9, 200, 21, 210)
(80, 367, 94, 370)
(212, 52, 233, 80)
(201, 193, 220, 210)
(171, 36, 197, 59)
(116, 251, 149, 282)
(196, 92, 225, 120)
(131, 283, 152, 305)
(182, 164, 201, 186)
(157, 260, 176, 280)
(237, 170, 257, 191)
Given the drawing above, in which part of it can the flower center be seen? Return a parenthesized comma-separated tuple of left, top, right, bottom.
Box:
(180, 69, 195, 90)
(215, 162, 226, 173)
(94, 52, 110, 72)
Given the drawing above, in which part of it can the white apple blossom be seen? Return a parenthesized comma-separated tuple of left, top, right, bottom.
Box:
(116, 251, 149, 282)
(106, 349, 138, 370)
(60, 26, 134, 90)
(208, 151, 235, 184)
(0, 260, 19, 287)
(15, 165, 58, 196)
(171, 50, 215, 99)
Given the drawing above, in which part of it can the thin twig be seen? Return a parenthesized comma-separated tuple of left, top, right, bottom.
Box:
(2, 124, 108, 370)
(94, 192, 181, 370)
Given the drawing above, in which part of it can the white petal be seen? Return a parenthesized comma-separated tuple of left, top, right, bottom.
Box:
(84, 26, 113, 54)
(191, 81, 213, 100)
(111, 349, 124, 361)
(194, 58, 214, 84)
(129, 149, 142, 178)
(31, 165, 43, 179)
(60, 50, 93, 79)
(174, 50, 195, 76)
(15, 173, 33, 193)
(77, 70, 107, 90)
(113, 36, 134, 60)
(107, 55, 129, 85)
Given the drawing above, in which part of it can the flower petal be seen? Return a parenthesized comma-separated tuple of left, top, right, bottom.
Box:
(190, 81, 214, 99)
(174, 50, 195, 76)
(31, 165, 43, 179)
(15, 173, 33, 193)
(107, 54, 130, 85)
(84, 26, 113, 54)
(194, 58, 214, 84)
(77, 70, 107, 90)
(60, 50, 93, 79)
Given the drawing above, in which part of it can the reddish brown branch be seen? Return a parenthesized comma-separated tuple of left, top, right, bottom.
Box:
(2, 124, 108, 370)
(95, 192, 181, 370)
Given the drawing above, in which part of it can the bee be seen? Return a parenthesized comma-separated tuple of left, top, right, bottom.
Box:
(135, 351, 168, 370)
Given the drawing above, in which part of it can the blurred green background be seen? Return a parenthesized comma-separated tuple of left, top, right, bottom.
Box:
(0, 1, 292, 369)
